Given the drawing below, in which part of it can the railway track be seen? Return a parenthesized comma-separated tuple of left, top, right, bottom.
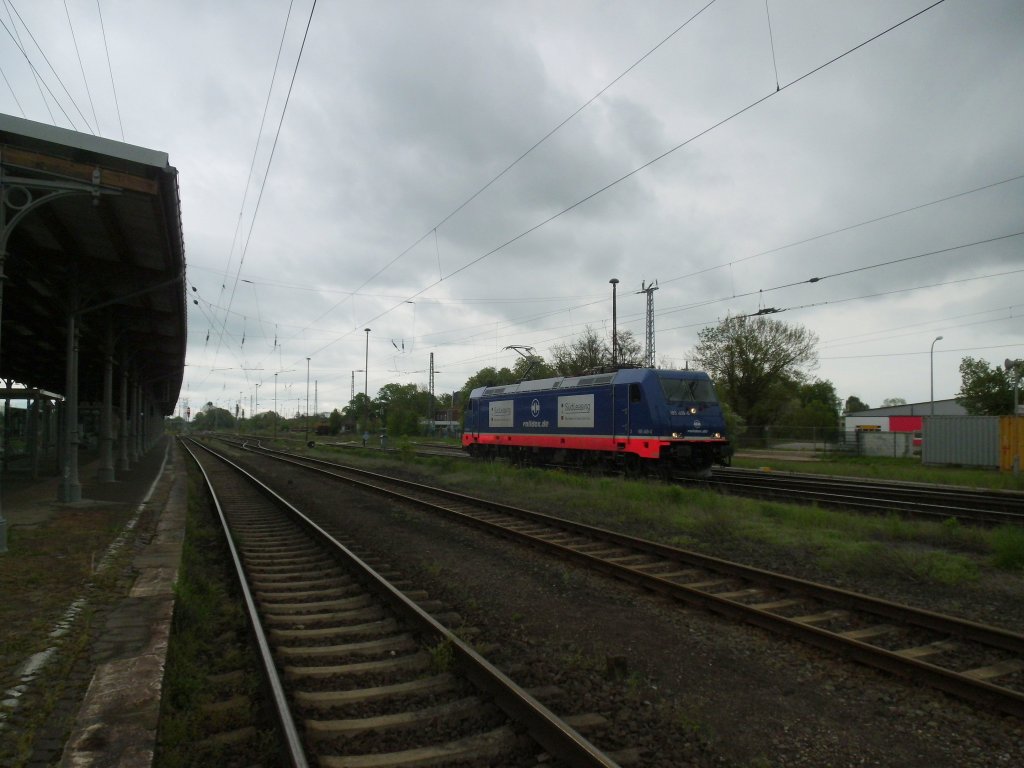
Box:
(695, 467, 1024, 526)
(181, 438, 623, 767)
(298, 436, 1024, 524)
(222, 437, 1024, 720)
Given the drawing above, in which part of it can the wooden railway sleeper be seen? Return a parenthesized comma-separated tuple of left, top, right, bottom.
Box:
(277, 635, 418, 659)
(305, 696, 492, 739)
(272, 619, 400, 642)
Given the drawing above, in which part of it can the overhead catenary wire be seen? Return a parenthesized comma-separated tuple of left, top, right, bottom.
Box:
(277, 0, 722, 352)
(1, 7, 57, 125)
(764, 0, 781, 91)
(95, 0, 124, 141)
(820, 304, 1021, 347)
(215, 0, 297, 318)
(819, 342, 1024, 361)
(761, 231, 1024, 294)
(354, 0, 722, 292)
(0, 62, 25, 116)
(445, 1, 952, 286)
(655, 266, 1024, 340)
(292, 0, 953, 377)
(189, 167, 1018, 366)
(3, 0, 94, 132)
(210, 0, 315, 365)
(63, 0, 99, 135)
(661, 171, 1024, 286)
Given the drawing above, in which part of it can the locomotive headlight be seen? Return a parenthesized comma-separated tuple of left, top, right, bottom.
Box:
(689, 407, 698, 414)
(714, 432, 722, 439)
(672, 432, 683, 438)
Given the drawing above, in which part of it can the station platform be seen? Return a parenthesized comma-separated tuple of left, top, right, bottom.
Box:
(0, 436, 188, 767)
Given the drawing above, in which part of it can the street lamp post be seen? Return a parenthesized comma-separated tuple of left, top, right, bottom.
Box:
(609, 278, 619, 369)
(255, 383, 260, 423)
(273, 373, 278, 441)
(930, 335, 944, 416)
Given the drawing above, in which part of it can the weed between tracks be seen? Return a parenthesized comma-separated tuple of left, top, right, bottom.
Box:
(154, 472, 285, 768)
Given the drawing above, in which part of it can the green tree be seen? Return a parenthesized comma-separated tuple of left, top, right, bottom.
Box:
(460, 366, 517, 407)
(797, 379, 840, 413)
(844, 395, 869, 414)
(551, 326, 607, 375)
(347, 392, 376, 432)
(511, 354, 556, 382)
(550, 326, 645, 375)
(614, 330, 645, 368)
(376, 382, 430, 437)
(328, 408, 344, 435)
(956, 357, 1014, 415)
(772, 379, 840, 439)
(191, 404, 235, 431)
(691, 315, 818, 429)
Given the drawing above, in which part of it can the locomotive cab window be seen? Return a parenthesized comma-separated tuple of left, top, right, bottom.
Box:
(630, 383, 643, 403)
(659, 375, 717, 404)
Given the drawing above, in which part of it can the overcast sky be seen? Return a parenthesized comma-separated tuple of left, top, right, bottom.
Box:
(2, 0, 1022, 420)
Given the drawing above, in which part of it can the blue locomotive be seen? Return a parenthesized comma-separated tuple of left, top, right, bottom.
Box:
(462, 368, 730, 476)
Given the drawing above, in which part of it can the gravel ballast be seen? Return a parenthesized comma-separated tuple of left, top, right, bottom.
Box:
(232, 448, 1024, 767)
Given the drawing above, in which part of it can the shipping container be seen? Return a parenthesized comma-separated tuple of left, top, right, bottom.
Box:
(922, 415, 1000, 468)
(1000, 415, 1024, 473)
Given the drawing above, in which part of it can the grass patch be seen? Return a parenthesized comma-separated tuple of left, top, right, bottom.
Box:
(0, 501, 136, 766)
(0, 506, 134, 663)
(427, 639, 455, 673)
(320, 447, 1024, 589)
(991, 526, 1024, 570)
(893, 550, 980, 585)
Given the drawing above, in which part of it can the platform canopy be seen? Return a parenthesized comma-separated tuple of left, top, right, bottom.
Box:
(0, 114, 186, 415)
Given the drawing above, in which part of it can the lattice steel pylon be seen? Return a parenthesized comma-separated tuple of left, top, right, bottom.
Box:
(637, 280, 658, 368)
(428, 352, 435, 423)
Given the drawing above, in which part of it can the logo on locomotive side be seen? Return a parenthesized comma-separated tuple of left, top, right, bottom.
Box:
(557, 394, 595, 428)
(488, 400, 514, 428)
(531, 399, 541, 418)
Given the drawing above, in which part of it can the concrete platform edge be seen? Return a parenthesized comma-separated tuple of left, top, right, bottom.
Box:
(59, 443, 188, 768)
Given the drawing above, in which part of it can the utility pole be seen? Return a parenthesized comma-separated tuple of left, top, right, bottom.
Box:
(637, 279, 659, 368)
(428, 353, 435, 428)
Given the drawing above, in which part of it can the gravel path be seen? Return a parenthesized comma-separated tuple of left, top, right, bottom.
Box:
(237, 450, 1024, 767)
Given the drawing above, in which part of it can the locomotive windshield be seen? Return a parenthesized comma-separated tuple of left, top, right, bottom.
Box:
(658, 375, 718, 404)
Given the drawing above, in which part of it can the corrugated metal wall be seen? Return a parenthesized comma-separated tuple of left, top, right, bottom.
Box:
(922, 415, 1001, 468)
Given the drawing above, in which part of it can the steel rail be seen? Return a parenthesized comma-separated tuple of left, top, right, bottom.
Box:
(180, 438, 310, 768)
(232, 439, 1024, 719)
(702, 467, 1024, 524)
(190, 437, 621, 768)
